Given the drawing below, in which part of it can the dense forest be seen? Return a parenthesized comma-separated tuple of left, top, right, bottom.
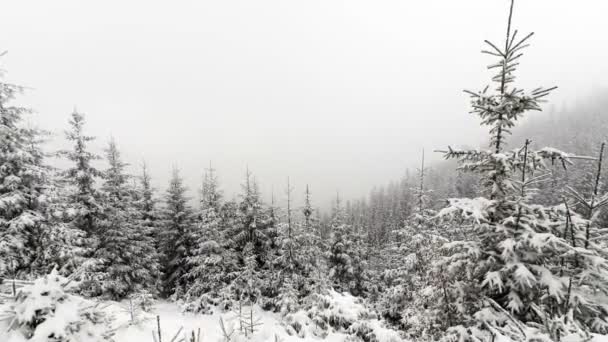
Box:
(1, 1, 608, 342)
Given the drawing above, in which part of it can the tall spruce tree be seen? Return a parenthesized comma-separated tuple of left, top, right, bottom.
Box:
(185, 164, 234, 312)
(0, 69, 51, 277)
(300, 185, 325, 290)
(59, 110, 104, 283)
(61, 111, 103, 237)
(159, 167, 195, 298)
(327, 193, 355, 293)
(434, 1, 608, 340)
(232, 169, 271, 263)
(93, 139, 159, 299)
(137, 162, 160, 247)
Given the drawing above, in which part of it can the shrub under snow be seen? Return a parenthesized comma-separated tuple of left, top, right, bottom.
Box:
(0, 270, 114, 342)
(283, 290, 404, 342)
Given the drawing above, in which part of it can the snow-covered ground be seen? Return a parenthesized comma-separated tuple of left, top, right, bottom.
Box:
(0, 278, 405, 342)
(111, 301, 324, 342)
(110, 290, 404, 342)
(1, 275, 606, 342)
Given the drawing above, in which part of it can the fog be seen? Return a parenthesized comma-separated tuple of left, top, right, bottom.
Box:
(1, 0, 607, 209)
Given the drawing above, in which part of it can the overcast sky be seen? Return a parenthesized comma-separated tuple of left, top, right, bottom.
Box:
(1, 0, 607, 209)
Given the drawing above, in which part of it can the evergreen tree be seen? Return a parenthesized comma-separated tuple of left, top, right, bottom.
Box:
(0, 71, 52, 277)
(434, 1, 608, 340)
(93, 139, 159, 299)
(327, 194, 355, 293)
(137, 162, 161, 249)
(61, 111, 103, 238)
(159, 167, 195, 298)
(300, 185, 325, 290)
(231, 169, 271, 265)
(185, 164, 235, 312)
(133, 162, 162, 294)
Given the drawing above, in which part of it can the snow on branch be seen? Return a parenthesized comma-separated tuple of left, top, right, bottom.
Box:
(437, 197, 493, 224)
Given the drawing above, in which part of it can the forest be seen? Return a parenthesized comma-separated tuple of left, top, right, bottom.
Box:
(1, 1, 608, 342)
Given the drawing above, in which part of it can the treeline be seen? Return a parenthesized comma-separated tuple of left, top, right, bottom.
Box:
(2, 1, 608, 341)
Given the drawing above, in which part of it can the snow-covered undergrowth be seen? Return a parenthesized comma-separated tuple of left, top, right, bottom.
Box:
(1, 276, 407, 342)
(282, 290, 402, 342)
(0, 271, 114, 342)
(113, 290, 406, 342)
(2, 274, 606, 342)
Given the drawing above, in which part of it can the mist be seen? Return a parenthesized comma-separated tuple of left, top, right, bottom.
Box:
(1, 0, 607, 209)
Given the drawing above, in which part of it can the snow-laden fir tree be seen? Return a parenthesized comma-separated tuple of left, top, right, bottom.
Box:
(92, 139, 159, 299)
(299, 185, 326, 292)
(274, 179, 323, 313)
(185, 164, 235, 312)
(58, 110, 105, 284)
(277, 177, 297, 275)
(327, 193, 368, 296)
(136, 162, 161, 253)
(434, 1, 608, 340)
(30, 173, 87, 276)
(378, 150, 447, 330)
(60, 111, 103, 238)
(234, 241, 262, 306)
(231, 169, 284, 306)
(229, 169, 272, 273)
(159, 167, 196, 298)
(0, 68, 52, 277)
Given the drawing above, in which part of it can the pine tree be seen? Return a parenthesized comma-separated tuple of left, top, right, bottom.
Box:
(434, 1, 608, 340)
(137, 162, 161, 250)
(30, 173, 87, 276)
(159, 167, 195, 298)
(327, 193, 355, 293)
(93, 139, 159, 299)
(59, 111, 106, 293)
(61, 111, 103, 238)
(0, 70, 52, 277)
(185, 164, 233, 312)
(231, 169, 271, 265)
(300, 185, 325, 290)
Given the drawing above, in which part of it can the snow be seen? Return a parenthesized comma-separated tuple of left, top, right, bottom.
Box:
(437, 197, 493, 223)
(108, 290, 408, 342)
(0, 287, 410, 342)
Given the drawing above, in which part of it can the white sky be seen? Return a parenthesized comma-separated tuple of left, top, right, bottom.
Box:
(1, 0, 607, 209)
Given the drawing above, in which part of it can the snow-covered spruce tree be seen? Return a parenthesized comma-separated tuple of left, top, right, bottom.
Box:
(227, 170, 273, 300)
(136, 162, 161, 254)
(59, 110, 105, 285)
(434, 1, 608, 340)
(299, 185, 326, 294)
(159, 167, 196, 298)
(231, 169, 270, 255)
(327, 194, 353, 293)
(274, 179, 324, 313)
(60, 111, 103, 238)
(398, 150, 444, 271)
(327, 193, 368, 296)
(378, 150, 447, 331)
(0, 67, 53, 278)
(30, 173, 88, 276)
(215, 199, 242, 309)
(276, 178, 298, 276)
(92, 139, 159, 299)
(233, 241, 263, 306)
(184, 164, 233, 313)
